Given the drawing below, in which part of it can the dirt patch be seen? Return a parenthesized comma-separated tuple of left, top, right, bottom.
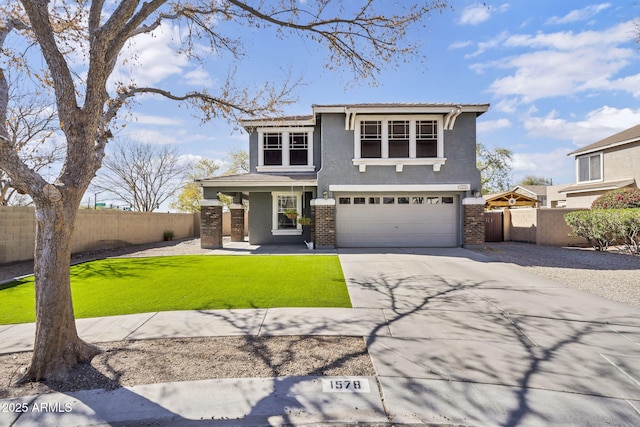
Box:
(0, 336, 375, 399)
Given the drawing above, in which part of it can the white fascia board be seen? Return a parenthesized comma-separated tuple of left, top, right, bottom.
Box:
(329, 184, 471, 192)
(239, 118, 316, 128)
(200, 180, 317, 188)
(313, 105, 489, 115)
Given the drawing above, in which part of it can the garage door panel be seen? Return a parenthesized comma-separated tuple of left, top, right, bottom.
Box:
(336, 194, 458, 247)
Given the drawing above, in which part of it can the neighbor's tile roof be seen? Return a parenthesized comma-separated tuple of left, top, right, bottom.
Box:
(568, 124, 640, 156)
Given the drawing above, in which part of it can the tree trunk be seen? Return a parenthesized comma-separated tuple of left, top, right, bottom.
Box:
(18, 199, 100, 383)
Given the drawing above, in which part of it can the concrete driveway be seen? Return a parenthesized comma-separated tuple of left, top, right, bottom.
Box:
(338, 247, 640, 426)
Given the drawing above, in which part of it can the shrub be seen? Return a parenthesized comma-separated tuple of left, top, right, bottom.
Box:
(618, 209, 640, 255)
(564, 210, 622, 251)
(565, 208, 640, 253)
(591, 188, 640, 210)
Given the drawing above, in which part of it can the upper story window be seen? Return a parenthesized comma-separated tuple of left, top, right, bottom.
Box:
(577, 153, 602, 182)
(257, 127, 314, 172)
(353, 115, 445, 172)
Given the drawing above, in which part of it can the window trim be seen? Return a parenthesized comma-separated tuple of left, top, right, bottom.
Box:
(257, 127, 315, 172)
(353, 115, 446, 172)
(576, 152, 603, 183)
(271, 191, 303, 235)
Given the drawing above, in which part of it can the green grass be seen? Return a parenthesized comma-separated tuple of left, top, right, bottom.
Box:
(0, 255, 351, 325)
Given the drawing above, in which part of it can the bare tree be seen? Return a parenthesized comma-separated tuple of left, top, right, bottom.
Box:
(93, 139, 190, 212)
(0, 0, 448, 382)
(1, 74, 62, 205)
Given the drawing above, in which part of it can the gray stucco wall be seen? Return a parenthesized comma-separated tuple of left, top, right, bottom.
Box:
(248, 122, 323, 173)
(248, 192, 312, 245)
(315, 113, 482, 193)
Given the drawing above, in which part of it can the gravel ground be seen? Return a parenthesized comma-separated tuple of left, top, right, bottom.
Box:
(1, 238, 638, 399)
(1, 336, 373, 399)
(470, 242, 640, 308)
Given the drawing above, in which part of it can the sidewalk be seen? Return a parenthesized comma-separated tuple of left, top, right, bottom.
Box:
(2, 247, 640, 426)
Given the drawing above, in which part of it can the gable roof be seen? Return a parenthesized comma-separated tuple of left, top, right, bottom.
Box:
(513, 185, 548, 197)
(484, 191, 539, 208)
(568, 124, 640, 156)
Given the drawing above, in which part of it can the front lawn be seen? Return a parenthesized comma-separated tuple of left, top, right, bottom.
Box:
(0, 255, 351, 325)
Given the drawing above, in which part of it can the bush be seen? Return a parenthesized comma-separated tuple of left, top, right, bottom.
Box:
(592, 188, 640, 209)
(565, 208, 640, 253)
(564, 210, 621, 251)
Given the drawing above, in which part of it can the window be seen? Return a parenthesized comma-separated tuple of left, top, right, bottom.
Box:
(353, 197, 366, 205)
(389, 121, 409, 158)
(272, 192, 302, 235)
(263, 133, 282, 166)
(369, 197, 380, 204)
(258, 128, 314, 171)
(290, 133, 308, 165)
(412, 197, 424, 204)
(416, 120, 438, 158)
(361, 121, 382, 158)
(442, 197, 454, 204)
(353, 115, 445, 172)
(578, 154, 602, 182)
(383, 197, 395, 204)
(397, 196, 410, 204)
(339, 197, 351, 204)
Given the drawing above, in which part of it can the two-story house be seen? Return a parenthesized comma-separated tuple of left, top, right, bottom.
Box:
(197, 103, 489, 248)
(558, 124, 640, 208)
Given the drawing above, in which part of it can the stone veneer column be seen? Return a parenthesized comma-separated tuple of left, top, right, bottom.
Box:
(200, 199, 224, 249)
(230, 204, 245, 242)
(462, 197, 486, 247)
(310, 198, 336, 249)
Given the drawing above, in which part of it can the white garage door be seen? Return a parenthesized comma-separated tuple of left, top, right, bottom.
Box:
(336, 194, 458, 247)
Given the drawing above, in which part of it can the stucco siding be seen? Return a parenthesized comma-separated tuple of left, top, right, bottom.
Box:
(317, 113, 481, 192)
(248, 192, 312, 245)
(603, 141, 640, 182)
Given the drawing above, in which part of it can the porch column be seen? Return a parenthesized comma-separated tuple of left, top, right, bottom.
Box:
(230, 204, 245, 242)
(310, 198, 336, 249)
(200, 199, 224, 249)
(462, 197, 486, 247)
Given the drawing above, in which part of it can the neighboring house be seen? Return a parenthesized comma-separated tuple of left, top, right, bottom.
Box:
(484, 190, 539, 209)
(197, 103, 489, 248)
(513, 185, 547, 207)
(559, 124, 640, 208)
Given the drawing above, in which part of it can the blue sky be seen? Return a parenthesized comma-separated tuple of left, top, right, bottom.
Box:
(113, 0, 640, 187)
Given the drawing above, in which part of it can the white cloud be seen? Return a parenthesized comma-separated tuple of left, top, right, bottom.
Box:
(183, 66, 214, 87)
(546, 3, 611, 25)
(449, 40, 473, 50)
(125, 129, 179, 145)
(475, 21, 637, 103)
(110, 23, 189, 89)
(512, 148, 574, 184)
(128, 113, 184, 126)
(458, 4, 491, 26)
(457, 3, 509, 26)
(478, 118, 512, 133)
(523, 106, 640, 147)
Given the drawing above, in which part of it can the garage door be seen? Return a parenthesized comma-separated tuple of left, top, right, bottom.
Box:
(336, 194, 458, 247)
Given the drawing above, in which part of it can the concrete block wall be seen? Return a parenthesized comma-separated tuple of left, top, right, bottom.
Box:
(0, 207, 36, 264)
(536, 208, 587, 246)
(0, 207, 200, 264)
(505, 208, 588, 246)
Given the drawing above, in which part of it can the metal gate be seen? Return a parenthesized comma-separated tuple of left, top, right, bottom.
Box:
(484, 211, 503, 242)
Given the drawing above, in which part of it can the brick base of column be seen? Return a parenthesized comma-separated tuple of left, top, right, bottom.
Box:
(230, 206, 245, 242)
(200, 201, 223, 249)
(463, 202, 485, 247)
(311, 199, 335, 249)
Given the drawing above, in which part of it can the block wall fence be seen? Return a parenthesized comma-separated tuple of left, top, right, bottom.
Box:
(504, 208, 587, 246)
(0, 207, 247, 264)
